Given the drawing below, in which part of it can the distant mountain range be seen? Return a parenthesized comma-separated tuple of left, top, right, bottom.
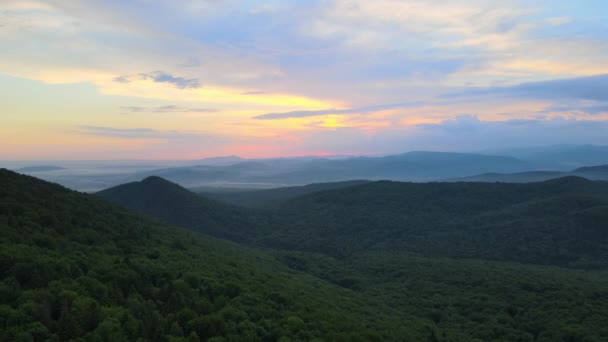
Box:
(6, 145, 608, 191)
(130, 151, 533, 188)
(489, 145, 608, 170)
(449, 164, 608, 183)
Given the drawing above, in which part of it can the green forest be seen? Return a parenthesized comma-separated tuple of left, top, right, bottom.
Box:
(2, 169, 608, 341)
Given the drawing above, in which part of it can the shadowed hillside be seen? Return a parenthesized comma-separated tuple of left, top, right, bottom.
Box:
(198, 180, 371, 208)
(94, 174, 608, 340)
(101, 176, 608, 269)
(97, 176, 267, 242)
(0, 169, 431, 340)
(267, 177, 608, 268)
(4, 170, 608, 340)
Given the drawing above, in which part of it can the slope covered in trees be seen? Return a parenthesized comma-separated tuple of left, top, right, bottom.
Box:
(197, 180, 370, 208)
(0, 169, 430, 341)
(101, 176, 608, 269)
(274, 249, 608, 341)
(266, 177, 608, 268)
(97, 176, 267, 243)
(4, 170, 608, 340)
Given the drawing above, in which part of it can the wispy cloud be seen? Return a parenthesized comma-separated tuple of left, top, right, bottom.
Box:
(3, 1, 608, 158)
(444, 74, 608, 102)
(241, 91, 266, 95)
(546, 17, 572, 26)
(77, 126, 167, 139)
(120, 105, 217, 113)
(140, 71, 200, 89)
(543, 103, 608, 116)
(113, 71, 201, 89)
(76, 126, 219, 141)
(254, 102, 425, 120)
(290, 116, 608, 155)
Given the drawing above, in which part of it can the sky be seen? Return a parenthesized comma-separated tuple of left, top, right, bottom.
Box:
(1, 0, 608, 160)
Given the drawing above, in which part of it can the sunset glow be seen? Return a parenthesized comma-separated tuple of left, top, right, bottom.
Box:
(2, 0, 608, 159)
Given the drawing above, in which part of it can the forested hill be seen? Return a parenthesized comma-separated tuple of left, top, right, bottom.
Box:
(5, 169, 608, 340)
(0, 169, 430, 340)
(97, 176, 266, 242)
(100, 175, 608, 269)
(268, 177, 608, 268)
(197, 180, 371, 208)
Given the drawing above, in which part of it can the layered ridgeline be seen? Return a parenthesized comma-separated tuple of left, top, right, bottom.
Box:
(448, 164, 608, 183)
(96, 175, 608, 340)
(125, 151, 532, 188)
(197, 180, 371, 208)
(100, 176, 608, 269)
(0, 169, 431, 341)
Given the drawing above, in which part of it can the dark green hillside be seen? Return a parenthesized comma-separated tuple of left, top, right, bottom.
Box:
(267, 177, 608, 268)
(198, 180, 370, 208)
(101, 175, 608, 268)
(275, 250, 608, 341)
(97, 176, 266, 242)
(90, 173, 608, 339)
(0, 169, 429, 341)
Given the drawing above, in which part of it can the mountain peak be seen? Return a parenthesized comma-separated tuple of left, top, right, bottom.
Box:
(541, 175, 593, 186)
(140, 175, 174, 185)
(573, 165, 608, 173)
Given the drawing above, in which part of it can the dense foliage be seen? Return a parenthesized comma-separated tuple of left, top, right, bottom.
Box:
(101, 176, 608, 269)
(198, 180, 370, 208)
(265, 178, 608, 268)
(275, 250, 608, 341)
(5, 169, 608, 340)
(97, 176, 267, 243)
(1, 170, 429, 341)
(96, 174, 608, 340)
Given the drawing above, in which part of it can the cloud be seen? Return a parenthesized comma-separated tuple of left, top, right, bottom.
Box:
(445, 74, 608, 102)
(73, 124, 233, 159)
(542, 103, 608, 116)
(111, 72, 201, 89)
(410, 116, 608, 150)
(254, 102, 425, 120)
(139, 71, 201, 89)
(306, 0, 534, 51)
(113, 75, 130, 83)
(241, 91, 266, 95)
(288, 116, 608, 155)
(76, 125, 219, 141)
(120, 105, 217, 113)
(77, 126, 167, 139)
(546, 17, 572, 26)
(3, 1, 608, 160)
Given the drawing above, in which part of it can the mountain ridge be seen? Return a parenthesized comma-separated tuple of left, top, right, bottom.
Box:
(4, 169, 608, 340)
(0, 168, 428, 340)
(99, 174, 608, 269)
